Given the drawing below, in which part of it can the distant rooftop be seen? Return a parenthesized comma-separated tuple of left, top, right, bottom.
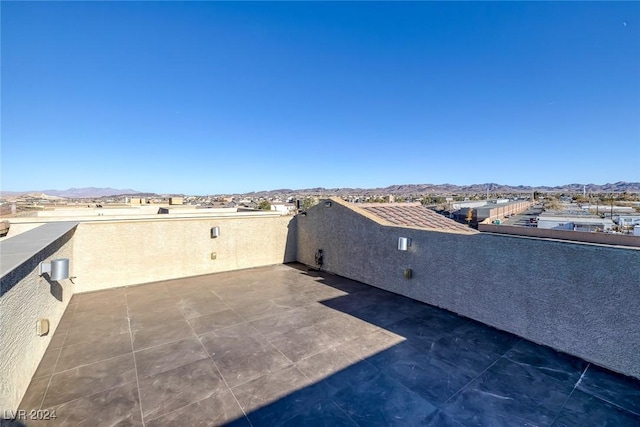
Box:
(355, 202, 476, 234)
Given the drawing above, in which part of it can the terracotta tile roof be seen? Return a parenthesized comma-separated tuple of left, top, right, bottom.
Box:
(358, 203, 476, 234)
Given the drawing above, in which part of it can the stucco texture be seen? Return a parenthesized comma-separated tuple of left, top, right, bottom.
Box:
(72, 215, 296, 293)
(296, 199, 640, 379)
(0, 228, 75, 411)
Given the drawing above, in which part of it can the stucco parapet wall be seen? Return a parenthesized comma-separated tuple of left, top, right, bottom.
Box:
(0, 222, 79, 278)
(327, 198, 479, 236)
(7, 210, 282, 224)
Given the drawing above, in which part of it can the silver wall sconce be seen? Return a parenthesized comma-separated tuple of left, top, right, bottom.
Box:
(398, 237, 411, 251)
(211, 226, 220, 238)
(39, 258, 70, 281)
(324, 201, 332, 207)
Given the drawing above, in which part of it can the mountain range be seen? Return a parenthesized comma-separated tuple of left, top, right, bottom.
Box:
(0, 187, 141, 198)
(1, 182, 639, 199)
(242, 181, 640, 197)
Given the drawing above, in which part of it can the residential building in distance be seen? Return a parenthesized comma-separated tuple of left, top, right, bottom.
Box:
(537, 213, 615, 232)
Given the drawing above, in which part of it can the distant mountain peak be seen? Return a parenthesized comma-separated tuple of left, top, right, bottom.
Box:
(1, 187, 143, 198)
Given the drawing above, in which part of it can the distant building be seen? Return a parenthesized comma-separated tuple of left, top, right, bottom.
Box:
(169, 197, 184, 205)
(537, 214, 614, 232)
(453, 200, 532, 224)
(451, 200, 487, 210)
(270, 202, 297, 215)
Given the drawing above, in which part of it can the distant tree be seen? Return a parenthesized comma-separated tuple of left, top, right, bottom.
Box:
(301, 197, 318, 210)
(465, 208, 474, 225)
(258, 201, 271, 210)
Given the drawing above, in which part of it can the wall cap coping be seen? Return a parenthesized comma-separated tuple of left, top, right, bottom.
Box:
(0, 221, 79, 278)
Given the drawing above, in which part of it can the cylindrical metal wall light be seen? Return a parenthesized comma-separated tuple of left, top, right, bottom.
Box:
(39, 258, 70, 281)
(211, 226, 220, 238)
(398, 237, 411, 251)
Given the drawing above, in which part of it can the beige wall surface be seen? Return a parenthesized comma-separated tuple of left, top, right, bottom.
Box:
(72, 215, 296, 293)
(0, 229, 76, 411)
(296, 199, 640, 379)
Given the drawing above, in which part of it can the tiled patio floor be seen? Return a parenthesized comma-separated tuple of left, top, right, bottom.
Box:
(15, 264, 640, 426)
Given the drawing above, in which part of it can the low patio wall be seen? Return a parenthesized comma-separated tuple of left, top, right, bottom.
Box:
(71, 214, 296, 293)
(296, 199, 640, 379)
(0, 223, 77, 411)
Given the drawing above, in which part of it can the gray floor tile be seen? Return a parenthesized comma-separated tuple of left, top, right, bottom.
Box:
(16, 264, 640, 427)
(73, 293, 127, 314)
(55, 332, 132, 372)
(163, 279, 210, 295)
(138, 358, 228, 420)
(319, 291, 389, 314)
(187, 309, 245, 335)
(134, 336, 209, 379)
(229, 299, 297, 322)
(280, 400, 358, 427)
(349, 301, 415, 328)
(319, 313, 381, 343)
(177, 297, 232, 319)
(43, 353, 136, 408)
(249, 304, 340, 341)
(232, 366, 312, 414)
(47, 327, 69, 351)
(69, 304, 129, 326)
(504, 340, 588, 384)
(295, 345, 363, 383)
(129, 306, 186, 332)
(131, 318, 196, 351)
(417, 322, 520, 378)
(339, 329, 406, 360)
(18, 375, 50, 411)
(554, 389, 640, 427)
(332, 370, 438, 426)
(268, 323, 338, 362)
(127, 295, 177, 314)
(200, 325, 292, 387)
(311, 360, 381, 398)
(440, 357, 576, 426)
(32, 348, 61, 379)
(370, 342, 474, 404)
(63, 316, 130, 347)
(145, 390, 249, 427)
(124, 282, 169, 297)
(576, 364, 640, 416)
(43, 381, 142, 427)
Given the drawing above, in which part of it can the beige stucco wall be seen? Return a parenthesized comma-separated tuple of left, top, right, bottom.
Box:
(72, 215, 296, 293)
(0, 229, 75, 411)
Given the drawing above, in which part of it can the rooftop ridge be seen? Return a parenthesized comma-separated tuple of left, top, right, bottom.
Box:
(329, 198, 477, 235)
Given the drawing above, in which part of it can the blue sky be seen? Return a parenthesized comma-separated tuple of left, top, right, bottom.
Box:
(2, 2, 639, 194)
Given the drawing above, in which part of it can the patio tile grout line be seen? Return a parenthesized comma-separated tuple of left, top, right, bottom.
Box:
(549, 363, 591, 426)
(440, 337, 524, 408)
(566, 363, 640, 418)
(184, 310, 256, 427)
(125, 292, 147, 427)
(37, 301, 78, 411)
